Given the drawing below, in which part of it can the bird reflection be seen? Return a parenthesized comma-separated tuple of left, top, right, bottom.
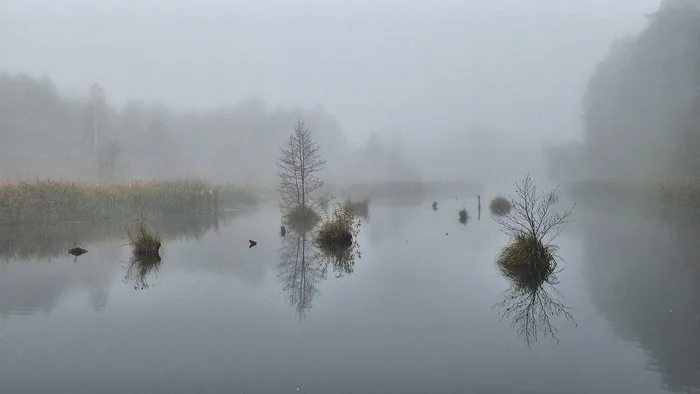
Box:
(494, 260, 576, 347)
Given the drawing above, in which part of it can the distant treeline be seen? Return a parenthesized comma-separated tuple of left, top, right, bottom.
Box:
(547, 0, 700, 182)
(0, 73, 422, 185)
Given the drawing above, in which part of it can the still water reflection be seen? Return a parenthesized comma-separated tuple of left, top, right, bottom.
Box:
(0, 199, 697, 393)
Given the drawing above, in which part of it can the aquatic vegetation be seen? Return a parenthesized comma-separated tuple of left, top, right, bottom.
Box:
(126, 218, 162, 259)
(0, 179, 257, 224)
(317, 203, 361, 278)
(490, 196, 512, 216)
(493, 174, 576, 346)
(458, 208, 470, 225)
(316, 203, 360, 252)
(0, 212, 237, 262)
(497, 233, 557, 292)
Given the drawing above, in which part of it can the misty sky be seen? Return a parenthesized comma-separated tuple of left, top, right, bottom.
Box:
(2, 0, 658, 146)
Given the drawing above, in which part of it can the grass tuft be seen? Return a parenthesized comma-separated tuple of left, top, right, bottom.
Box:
(316, 203, 358, 250)
(126, 217, 162, 259)
(496, 233, 558, 292)
(458, 208, 470, 224)
(490, 196, 512, 216)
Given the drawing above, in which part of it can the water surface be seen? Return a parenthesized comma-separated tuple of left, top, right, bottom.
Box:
(0, 199, 697, 393)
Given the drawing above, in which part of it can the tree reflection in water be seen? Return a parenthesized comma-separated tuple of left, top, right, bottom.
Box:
(277, 227, 360, 318)
(495, 266, 576, 347)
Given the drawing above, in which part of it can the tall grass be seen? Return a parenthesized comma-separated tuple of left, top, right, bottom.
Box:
(0, 179, 257, 224)
(316, 203, 358, 250)
(126, 218, 162, 259)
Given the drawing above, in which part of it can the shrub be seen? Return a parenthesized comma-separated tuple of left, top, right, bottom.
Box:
(490, 196, 512, 216)
(493, 174, 574, 288)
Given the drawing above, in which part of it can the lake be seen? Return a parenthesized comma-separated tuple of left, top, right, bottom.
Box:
(0, 195, 698, 393)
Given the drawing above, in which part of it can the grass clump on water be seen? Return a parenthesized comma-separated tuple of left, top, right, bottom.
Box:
(458, 208, 470, 224)
(493, 174, 574, 288)
(126, 217, 162, 259)
(497, 233, 557, 291)
(490, 196, 512, 216)
(316, 203, 358, 251)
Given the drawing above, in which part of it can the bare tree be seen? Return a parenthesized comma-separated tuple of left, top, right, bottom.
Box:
(276, 119, 330, 219)
(494, 174, 575, 245)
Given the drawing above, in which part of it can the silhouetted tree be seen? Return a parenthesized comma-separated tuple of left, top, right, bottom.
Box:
(276, 119, 330, 218)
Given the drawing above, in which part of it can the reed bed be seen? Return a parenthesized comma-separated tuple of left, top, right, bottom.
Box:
(0, 179, 257, 224)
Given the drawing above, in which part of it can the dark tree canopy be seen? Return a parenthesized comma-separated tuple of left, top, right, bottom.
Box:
(578, 0, 700, 180)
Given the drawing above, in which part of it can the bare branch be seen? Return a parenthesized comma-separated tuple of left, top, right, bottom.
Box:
(276, 119, 329, 218)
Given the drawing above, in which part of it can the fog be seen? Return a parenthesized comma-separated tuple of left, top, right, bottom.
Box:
(550, 0, 700, 183)
(2, 0, 664, 186)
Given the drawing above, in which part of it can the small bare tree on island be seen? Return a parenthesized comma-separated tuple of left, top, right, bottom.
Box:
(276, 119, 330, 228)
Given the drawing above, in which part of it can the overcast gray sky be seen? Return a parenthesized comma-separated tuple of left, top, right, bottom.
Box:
(2, 0, 659, 145)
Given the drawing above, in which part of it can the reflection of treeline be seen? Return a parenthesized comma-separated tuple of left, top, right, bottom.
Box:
(332, 181, 481, 201)
(0, 179, 256, 224)
(0, 211, 244, 261)
(570, 181, 700, 232)
(570, 179, 700, 206)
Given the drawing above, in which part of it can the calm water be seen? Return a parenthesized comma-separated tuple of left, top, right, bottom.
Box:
(0, 197, 698, 393)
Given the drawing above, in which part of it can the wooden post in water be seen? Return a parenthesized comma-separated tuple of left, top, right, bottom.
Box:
(477, 194, 481, 221)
